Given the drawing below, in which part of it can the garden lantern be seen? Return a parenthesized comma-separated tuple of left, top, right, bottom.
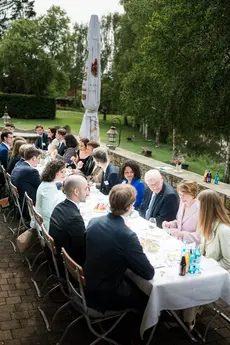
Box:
(106, 117, 121, 150)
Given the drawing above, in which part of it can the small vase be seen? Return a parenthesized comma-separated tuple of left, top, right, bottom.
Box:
(176, 163, 182, 173)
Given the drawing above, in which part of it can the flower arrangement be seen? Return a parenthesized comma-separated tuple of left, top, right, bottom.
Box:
(174, 156, 185, 165)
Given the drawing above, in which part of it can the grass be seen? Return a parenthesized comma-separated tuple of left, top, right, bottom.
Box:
(13, 109, 223, 178)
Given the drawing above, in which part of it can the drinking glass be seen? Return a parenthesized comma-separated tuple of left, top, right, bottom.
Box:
(149, 217, 157, 228)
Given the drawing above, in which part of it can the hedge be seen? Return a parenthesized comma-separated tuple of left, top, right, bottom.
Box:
(0, 93, 56, 119)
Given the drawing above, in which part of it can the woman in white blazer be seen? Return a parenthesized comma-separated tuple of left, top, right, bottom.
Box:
(35, 160, 66, 232)
(182, 189, 230, 329)
(198, 189, 230, 272)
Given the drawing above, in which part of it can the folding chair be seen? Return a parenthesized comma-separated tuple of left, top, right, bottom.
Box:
(53, 247, 137, 345)
(30, 206, 48, 296)
(38, 224, 69, 330)
(0, 167, 13, 223)
(23, 192, 44, 271)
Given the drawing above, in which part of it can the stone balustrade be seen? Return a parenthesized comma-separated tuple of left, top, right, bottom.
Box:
(107, 146, 230, 211)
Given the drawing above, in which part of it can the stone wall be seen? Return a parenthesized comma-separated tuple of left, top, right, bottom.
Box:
(107, 146, 230, 212)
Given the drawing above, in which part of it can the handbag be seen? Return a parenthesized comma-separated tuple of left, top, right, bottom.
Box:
(16, 228, 37, 253)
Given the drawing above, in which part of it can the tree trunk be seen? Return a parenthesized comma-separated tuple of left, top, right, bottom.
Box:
(224, 138, 230, 183)
(172, 128, 179, 161)
(155, 127, 160, 147)
(124, 115, 129, 126)
(144, 122, 148, 140)
(103, 113, 107, 121)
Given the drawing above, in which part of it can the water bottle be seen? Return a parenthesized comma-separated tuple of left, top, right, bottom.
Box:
(195, 245, 201, 273)
(188, 249, 196, 274)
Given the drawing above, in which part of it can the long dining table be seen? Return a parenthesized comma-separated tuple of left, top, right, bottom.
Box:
(79, 188, 230, 340)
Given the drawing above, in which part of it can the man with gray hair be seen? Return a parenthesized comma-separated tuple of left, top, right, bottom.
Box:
(139, 169, 179, 228)
(93, 147, 120, 195)
(49, 175, 89, 266)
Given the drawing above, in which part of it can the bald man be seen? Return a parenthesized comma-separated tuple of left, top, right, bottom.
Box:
(139, 169, 179, 228)
(49, 175, 89, 266)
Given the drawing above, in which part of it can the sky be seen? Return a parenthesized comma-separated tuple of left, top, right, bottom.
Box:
(34, 0, 124, 25)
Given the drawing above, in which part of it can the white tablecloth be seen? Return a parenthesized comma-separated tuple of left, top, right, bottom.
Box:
(80, 191, 230, 337)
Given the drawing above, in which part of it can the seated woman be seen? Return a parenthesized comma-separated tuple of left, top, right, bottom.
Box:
(7, 139, 26, 174)
(47, 127, 59, 154)
(162, 181, 200, 244)
(35, 160, 66, 232)
(182, 189, 230, 329)
(119, 160, 144, 209)
(198, 189, 230, 271)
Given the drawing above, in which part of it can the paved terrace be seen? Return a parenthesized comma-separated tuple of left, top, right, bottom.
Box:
(0, 215, 230, 344)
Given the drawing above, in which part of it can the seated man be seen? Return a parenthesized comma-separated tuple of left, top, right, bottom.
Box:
(56, 128, 66, 156)
(92, 147, 120, 195)
(11, 147, 41, 207)
(84, 184, 154, 312)
(14, 144, 32, 168)
(49, 175, 88, 266)
(0, 130, 13, 169)
(5, 123, 15, 133)
(139, 169, 179, 228)
(34, 125, 49, 151)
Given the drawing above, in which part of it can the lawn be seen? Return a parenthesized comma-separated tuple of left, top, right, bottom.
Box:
(13, 109, 223, 178)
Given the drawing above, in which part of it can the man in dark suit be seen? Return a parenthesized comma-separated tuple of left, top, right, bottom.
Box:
(11, 147, 41, 208)
(56, 128, 66, 156)
(0, 130, 13, 169)
(139, 169, 179, 228)
(84, 184, 154, 313)
(34, 125, 49, 150)
(92, 147, 120, 195)
(49, 175, 89, 266)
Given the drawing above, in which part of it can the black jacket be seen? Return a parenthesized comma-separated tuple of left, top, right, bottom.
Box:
(34, 133, 49, 150)
(49, 199, 86, 266)
(7, 155, 20, 175)
(11, 161, 41, 207)
(139, 181, 179, 228)
(57, 142, 65, 156)
(84, 213, 154, 311)
(99, 163, 120, 195)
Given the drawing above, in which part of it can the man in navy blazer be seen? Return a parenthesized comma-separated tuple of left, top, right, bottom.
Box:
(34, 125, 49, 150)
(56, 128, 66, 156)
(139, 169, 179, 228)
(84, 184, 154, 313)
(0, 130, 13, 169)
(11, 147, 41, 209)
(92, 147, 120, 195)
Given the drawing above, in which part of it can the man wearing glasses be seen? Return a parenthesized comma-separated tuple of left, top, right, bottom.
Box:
(139, 169, 179, 228)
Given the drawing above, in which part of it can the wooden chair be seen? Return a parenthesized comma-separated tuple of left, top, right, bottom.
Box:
(38, 224, 68, 330)
(51, 247, 137, 345)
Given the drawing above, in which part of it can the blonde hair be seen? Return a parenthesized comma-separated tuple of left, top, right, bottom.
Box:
(109, 184, 136, 216)
(198, 189, 230, 239)
(177, 181, 198, 199)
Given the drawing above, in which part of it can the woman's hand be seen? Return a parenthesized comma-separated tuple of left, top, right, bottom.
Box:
(162, 221, 170, 228)
(170, 230, 184, 239)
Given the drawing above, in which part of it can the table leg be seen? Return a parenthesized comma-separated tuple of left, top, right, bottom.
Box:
(169, 310, 197, 342)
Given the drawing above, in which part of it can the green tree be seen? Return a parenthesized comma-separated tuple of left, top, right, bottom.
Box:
(0, 0, 35, 37)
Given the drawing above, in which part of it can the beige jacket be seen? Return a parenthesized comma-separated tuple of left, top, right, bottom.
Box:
(201, 222, 230, 272)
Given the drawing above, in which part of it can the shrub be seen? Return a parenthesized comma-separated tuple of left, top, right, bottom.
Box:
(0, 93, 56, 119)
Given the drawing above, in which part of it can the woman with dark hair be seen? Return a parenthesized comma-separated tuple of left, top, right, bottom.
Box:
(119, 160, 145, 209)
(35, 160, 66, 231)
(71, 138, 93, 175)
(7, 139, 26, 174)
(55, 134, 78, 164)
(47, 127, 59, 154)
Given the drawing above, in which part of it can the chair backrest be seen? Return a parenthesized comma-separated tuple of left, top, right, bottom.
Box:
(61, 247, 87, 313)
(9, 181, 19, 200)
(41, 224, 57, 255)
(32, 206, 43, 227)
(24, 192, 34, 220)
(61, 247, 85, 287)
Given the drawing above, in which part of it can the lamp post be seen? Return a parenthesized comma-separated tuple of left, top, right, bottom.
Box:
(106, 117, 121, 150)
(2, 106, 11, 126)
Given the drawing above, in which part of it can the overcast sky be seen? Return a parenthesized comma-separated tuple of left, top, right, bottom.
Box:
(34, 0, 124, 25)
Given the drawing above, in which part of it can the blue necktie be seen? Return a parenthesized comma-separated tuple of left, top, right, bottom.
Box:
(145, 193, 156, 220)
